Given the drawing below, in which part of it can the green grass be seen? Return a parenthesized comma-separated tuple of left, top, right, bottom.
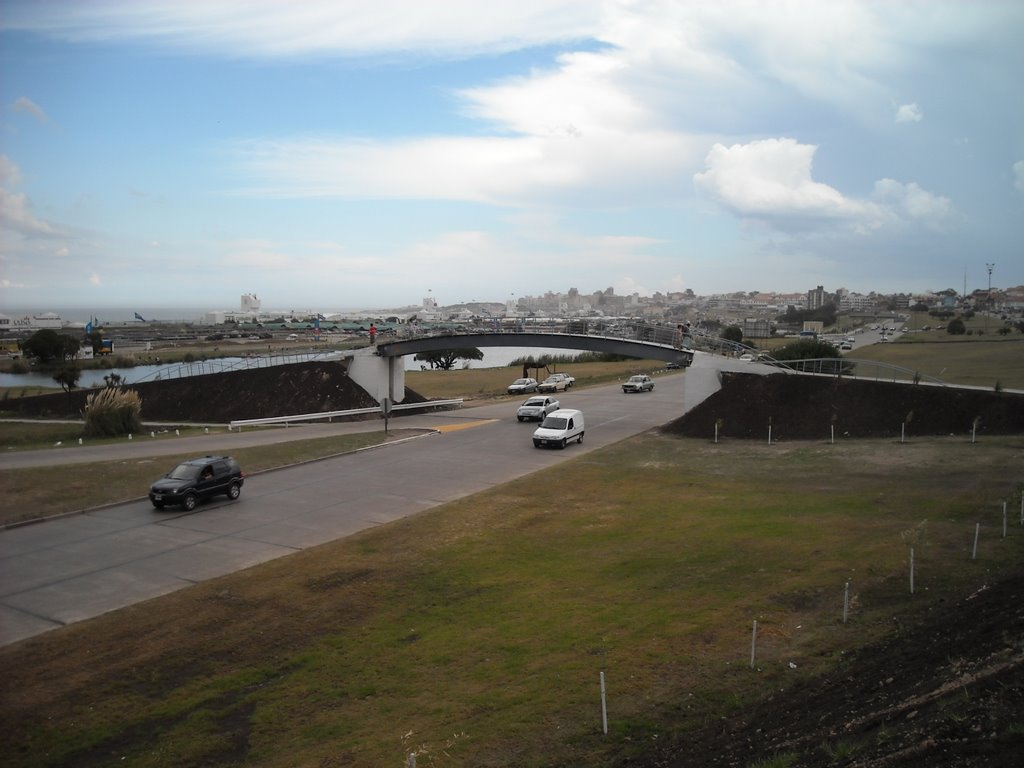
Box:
(0, 428, 409, 526)
(2, 436, 1021, 767)
(406, 358, 667, 400)
(849, 325, 1024, 390)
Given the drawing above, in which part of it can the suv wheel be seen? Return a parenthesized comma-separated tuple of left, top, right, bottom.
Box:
(227, 482, 241, 500)
(182, 492, 198, 512)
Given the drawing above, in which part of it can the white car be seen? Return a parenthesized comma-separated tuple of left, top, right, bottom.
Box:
(507, 377, 538, 395)
(537, 374, 572, 393)
(516, 396, 560, 422)
(622, 374, 654, 393)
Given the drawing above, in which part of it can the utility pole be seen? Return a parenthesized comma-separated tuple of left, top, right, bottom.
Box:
(985, 263, 995, 334)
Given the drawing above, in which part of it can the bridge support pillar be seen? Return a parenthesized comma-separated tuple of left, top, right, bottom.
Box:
(683, 350, 780, 414)
(345, 349, 406, 405)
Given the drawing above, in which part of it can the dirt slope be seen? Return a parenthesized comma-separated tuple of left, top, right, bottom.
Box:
(2, 361, 425, 422)
(665, 372, 1024, 440)
(629, 571, 1024, 768)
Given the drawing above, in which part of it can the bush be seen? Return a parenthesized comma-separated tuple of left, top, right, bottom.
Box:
(83, 387, 143, 437)
(721, 325, 743, 343)
(947, 318, 966, 335)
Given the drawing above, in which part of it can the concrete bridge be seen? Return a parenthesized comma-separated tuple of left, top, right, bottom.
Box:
(339, 331, 696, 407)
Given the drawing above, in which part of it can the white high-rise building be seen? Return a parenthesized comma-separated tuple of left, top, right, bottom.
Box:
(241, 293, 261, 313)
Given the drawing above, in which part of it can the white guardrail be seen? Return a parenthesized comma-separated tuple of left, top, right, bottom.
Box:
(228, 399, 464, 431)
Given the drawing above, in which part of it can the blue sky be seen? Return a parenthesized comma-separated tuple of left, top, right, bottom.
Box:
(2, 0, 1022, 315)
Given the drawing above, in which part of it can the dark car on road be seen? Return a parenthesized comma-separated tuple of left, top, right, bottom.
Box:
(149, 455, 245, 511)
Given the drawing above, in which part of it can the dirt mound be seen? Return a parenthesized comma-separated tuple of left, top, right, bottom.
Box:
(644, 570, 1024, 768)
(666, 373, 1024, 440)
(3, 361, 427, 423)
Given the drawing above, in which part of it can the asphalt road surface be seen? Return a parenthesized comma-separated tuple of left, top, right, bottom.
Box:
(0, 373, 687, 645)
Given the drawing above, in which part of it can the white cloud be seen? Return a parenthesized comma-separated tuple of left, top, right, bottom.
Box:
(228, 129, 701, 207)
(12, 96, 49, 123)
(694, 138, 877, 221)
(1014, 161, 1024, 193)
(895, 102, 923, 123)
(0, 155, 23, 187)
(0, 188, 65, 239)
(0, 156, 65, 239)
(3, 0, 601, 58)
(871, 179, 952, 224)
(88, 272, 102, 286)
(694, 138, 954, 232)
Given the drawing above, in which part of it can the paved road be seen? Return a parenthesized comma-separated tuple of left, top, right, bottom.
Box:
(0, 374, 688, 645)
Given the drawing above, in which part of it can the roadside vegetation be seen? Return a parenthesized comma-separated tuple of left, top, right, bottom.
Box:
(0, 430, 418, 527)
(2, 435, 1021, 767)
(1, 338, 1022, 765)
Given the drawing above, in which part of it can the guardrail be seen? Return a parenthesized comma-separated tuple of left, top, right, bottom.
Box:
(229, 398, 464, 430)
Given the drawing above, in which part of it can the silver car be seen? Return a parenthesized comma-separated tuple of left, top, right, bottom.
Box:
(507, 377, 539, 395)
(516, 396, 560, 422)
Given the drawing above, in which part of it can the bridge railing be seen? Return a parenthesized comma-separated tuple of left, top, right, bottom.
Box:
(228, 398, 464, 430)
(124, 351, 341, 384)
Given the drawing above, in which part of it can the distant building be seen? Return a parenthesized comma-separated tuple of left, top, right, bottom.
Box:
(807, 285, 826, 310)
(743, 318, 772, 338)
(241, 293, 261, 313)
(0, 312, 64, 331)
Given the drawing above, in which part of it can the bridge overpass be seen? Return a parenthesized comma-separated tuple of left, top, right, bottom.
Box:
(338, 331, 696, 407)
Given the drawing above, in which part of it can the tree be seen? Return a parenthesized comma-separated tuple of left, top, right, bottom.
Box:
(721, 325, 743, 343)
(53, 366, 82, 393)
(86, 329, 104, 355)
(947, 318, 967, 335)
(21, 329, 76, 363)
(413, 348, 484, 370)
(771, 339, 851, 375)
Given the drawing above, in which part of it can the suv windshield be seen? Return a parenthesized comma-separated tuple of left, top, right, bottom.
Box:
(167, 463, 200, 480)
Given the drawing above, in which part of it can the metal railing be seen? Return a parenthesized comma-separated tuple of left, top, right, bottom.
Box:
(228, 398, 464, 430)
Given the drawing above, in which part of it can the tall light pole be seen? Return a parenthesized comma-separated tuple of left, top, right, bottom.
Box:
(985, 262, 995, 333)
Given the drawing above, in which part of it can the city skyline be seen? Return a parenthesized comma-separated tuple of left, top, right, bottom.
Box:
(2, 1, 1022, 312)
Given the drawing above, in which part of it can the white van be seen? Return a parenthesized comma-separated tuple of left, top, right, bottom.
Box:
(532, 409, 585, 449)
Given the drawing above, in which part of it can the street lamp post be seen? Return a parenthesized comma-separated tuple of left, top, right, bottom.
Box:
(985, 263, 995, 334)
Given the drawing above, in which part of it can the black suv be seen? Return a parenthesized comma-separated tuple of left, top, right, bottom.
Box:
(148, 455, 245, 511)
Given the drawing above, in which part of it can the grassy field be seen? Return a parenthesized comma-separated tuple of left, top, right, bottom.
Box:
(849, 335, 1024, 390)
(1, 343, 1023, 765)
(2, 435, 1022, 767)
(406, 357, 666, 400)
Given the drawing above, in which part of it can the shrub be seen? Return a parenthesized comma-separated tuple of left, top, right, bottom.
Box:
(721, 325, 743, 343)
(946, 318, 966, 335)
(83, 387, 143, 437)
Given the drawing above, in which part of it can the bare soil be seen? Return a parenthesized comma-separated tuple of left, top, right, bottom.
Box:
(665, 371, 1024, 440)
(644, 373, 1024, 767)
(1, 360, 426, 422)
(633, 572, 1024, 768)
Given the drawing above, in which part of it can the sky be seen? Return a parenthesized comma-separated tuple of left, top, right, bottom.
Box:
(1, 0, 1022, 316)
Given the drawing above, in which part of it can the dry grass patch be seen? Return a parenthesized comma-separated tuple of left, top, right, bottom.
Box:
(2, 435, 1022, 767)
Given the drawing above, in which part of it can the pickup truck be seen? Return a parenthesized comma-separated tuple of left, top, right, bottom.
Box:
(537, 373, 573, 393)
